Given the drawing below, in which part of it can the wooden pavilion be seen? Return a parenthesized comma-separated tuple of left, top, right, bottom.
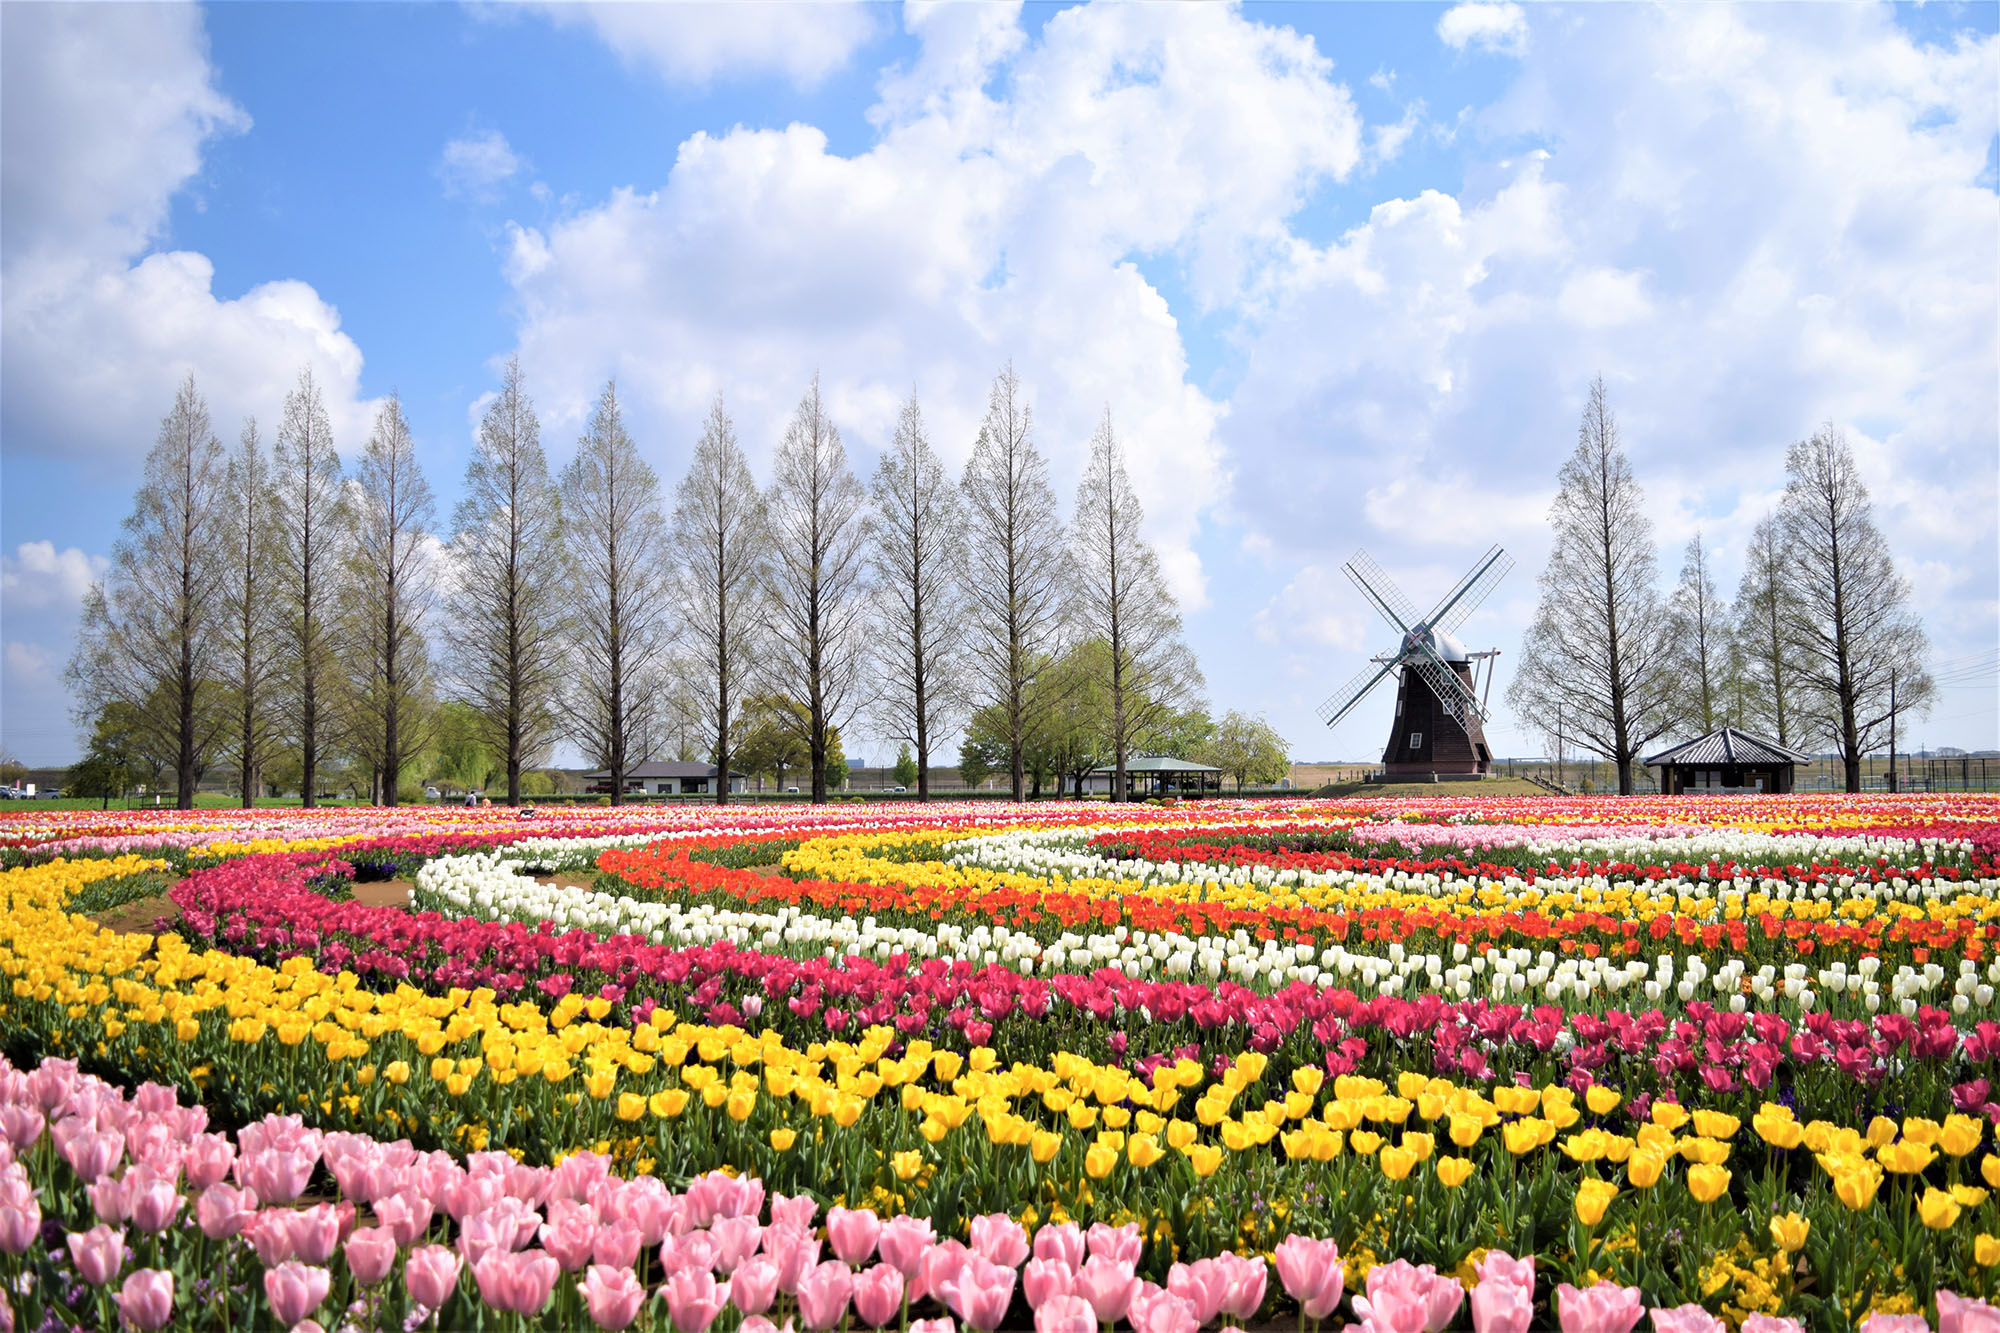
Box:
(1644, 726, 1811, 795)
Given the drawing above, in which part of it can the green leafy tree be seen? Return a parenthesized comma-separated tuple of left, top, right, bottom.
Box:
(892, 744, 919, 789)
(1203, 710, 1290, 791)
(957, 738, 996, 790)
(734, 694, 811, 790)
(66, 705, 141, 809)
(429, 702, 495, 794)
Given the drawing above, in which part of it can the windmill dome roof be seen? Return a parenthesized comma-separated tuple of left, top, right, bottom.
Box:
(1432, 628, 1469, 662)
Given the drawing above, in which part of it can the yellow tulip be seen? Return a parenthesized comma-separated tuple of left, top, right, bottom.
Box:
(1984, 1156, 2000, 1189)
(1687, 1163, 1730, 1204)
(1350, 1130, 1383, 1156)
(1919, 1187, 1962, 1231)
(1690, 1111, 1739, 1140)
(1753, 1108, 1804, 1150)
(1574, 1179, 1618, 1227)
(1769, 1213, 1809, 1252)
(1084, 1144, 1117, 1179)
(1165, 1120, 1197, 1150)
(1435, 1156, 1474, 1188)
(1585, 1085, 1622, 1115)
(727, 1090, 757, 1122)
(384, 1060, 410, 1086)
(1834, 1167, 1882, 1211)
(1651, 1102, 1690, 1132)
(1865, 1116, 1899, 1149)
(1292, 1067, 1324, 1096)
(649, 1089, 690, 1119)
(1902, 1118, 1941, 1148)
(1975, 1234, 2000, 1267)
(1184, 1144, 1223, 1177)
(1878, 1140, 1937, 1175)
(1031, 1131, 1062, 1164)
(1626, 1151, 1666, 1190)
(1940, 1116, 1983, 1158)
(893, 1151, 924, 1180)
(1128, 1134, 1163, 1168)
(1448, 1114, 1484, 1148)
(1502, 1119, 1544, 1156)
(770, 1128, 797, 1151)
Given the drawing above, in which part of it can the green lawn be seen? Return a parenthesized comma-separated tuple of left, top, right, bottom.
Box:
(1307, 776, 1551, 799)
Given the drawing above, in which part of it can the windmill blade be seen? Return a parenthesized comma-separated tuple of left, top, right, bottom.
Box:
(1425, 545, 1515, 636)
(1407, 640, 1487, 726)
(1342, 550, 1420, 633)
(1317, 658, 1398, 729)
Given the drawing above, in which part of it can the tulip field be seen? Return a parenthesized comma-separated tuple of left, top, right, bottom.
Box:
(1, 795, 1999, 1332)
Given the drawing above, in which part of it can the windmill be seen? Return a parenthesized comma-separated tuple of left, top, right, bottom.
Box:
(1318, 545, 1513, 779)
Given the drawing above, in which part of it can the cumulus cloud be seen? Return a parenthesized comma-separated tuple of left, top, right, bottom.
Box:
(1, 543, 107, 613)
(3, 643, 57, 691)
(438, 129, 523, 200)
(1234, 5, 1998, 752)
(0, 4, 378, 463)
(503, 2, 1366, 611)
(1437, 3, 1528, 57)
(525, 1, 878, 89)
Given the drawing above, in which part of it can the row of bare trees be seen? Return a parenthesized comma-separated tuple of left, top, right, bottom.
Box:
(1507, 377, 1934, 793)
(69, 360, 1204, 807)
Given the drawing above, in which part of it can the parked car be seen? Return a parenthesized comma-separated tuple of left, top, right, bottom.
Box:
(785, 786, 800, 793)
(0, 788, 21, 799)
(892, 786, 907, 793)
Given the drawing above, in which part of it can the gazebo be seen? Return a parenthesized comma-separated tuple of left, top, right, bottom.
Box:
(1084, 756, 1224, 798)
(1644, 726, 1811, 795)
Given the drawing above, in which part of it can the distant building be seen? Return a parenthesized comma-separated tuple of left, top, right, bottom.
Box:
(1083, 755, 1224, 797)
(582, 761, 746, 796)
(1644, 726, 1811, 795)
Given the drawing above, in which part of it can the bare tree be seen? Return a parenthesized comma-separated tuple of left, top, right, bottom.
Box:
(447, 357, 566, 804)
(1733, 513, 1799, 747)
(270, 367, 349, 809)
(1665, 531, 1728, 733)
(66, 374, 229, 808)
(216, 418, 281, 806)
(961, 363, 1069, 801)
(868, 390, 964, 801)
(346, 393, 437, 806)
(1776, 426, 1934, 791)
(560, 380, 672, 804)
(762, 375, 871, 804)
(1071, 409, 1204, 801)
(1506, 377, 1676, 794)
(669, 397, 768, 805)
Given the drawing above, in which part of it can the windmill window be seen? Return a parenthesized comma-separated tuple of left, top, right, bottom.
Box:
(1409, 733, 1423, 749)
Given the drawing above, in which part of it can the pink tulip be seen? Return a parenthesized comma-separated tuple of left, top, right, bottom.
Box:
(1557, 1283, 1646, 1333)
(1475, 1251, 1535, 1293)
(827, 1207, 883, 1266)
(711, 1215, 763, 1273)
(594, 1220, 643, 1270)
(910, 1321, 956, 1333)
(1938, 1293, 2000, 1333)
(1087, 1222, 1142, 1266)
(473, 1249, 559, 1316)
(1023, 1257, 1075, 1310)
(618, 1177, 675, 1248)
(854, 1265, 907, 1329)
(89, 1174, 131, 1225)
(1471, 1278, 1533, 1333)
(1033, 1222, 1085, 1271)
(372, 1190, 434, 1248)
(284, 1203, 342, 1265)
(67, 1224, 126, 1286)
(742, 1320, 800, 1333)
(766, 1222, 822, 1294)
(0, 1198, 39, 1255)
(879, 1216, 937, 1281)
(1740, 1320, 1807, 1333)
(0, 1105, 44, 1152)
(951, 1254, 1015, 1333)
(62, 1129, 123, 1183)
(1131, 1288, 1201, 1333)
(733, 1257, 782, 1316)
(238, 1147, 315, 1205)
(665, 1267, 732, 1333)
(800, 1260, 857, 1330)
(1035, 1294, 1097, 1333)
(405, 1244, 462, 1310)
(1273, 1236, 1344, 1320)
(580, 1265, 647, 1331)
(668, 1231, 717, 1277)
(770, 1193, 818, 1228)
(1216, 1252, 1270, 1322)
(247, 1210, 296, 1267)
(1076, 1255, 1141, 1325)
(1169, 1259, 1228, 1326)
(1653, 1307, 1726, 1333)
(263, 1261, 330, 1327)
(116, 1269, 173, 1331)
(542, 1209, 600, 1272)
(195, 1184, 258, 1241)
(183, 1133, 236, 1190)
(924, 1240, 972, 1312)
(969, 1214, 1029, 1270)
(1856, 1319, 1931, 1333)
(343, 1226, 398, 1287)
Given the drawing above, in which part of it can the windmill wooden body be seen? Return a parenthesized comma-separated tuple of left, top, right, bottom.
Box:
(1317, 546, 1512, 780)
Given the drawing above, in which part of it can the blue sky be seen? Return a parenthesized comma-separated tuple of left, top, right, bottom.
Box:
(3, 1, 1996, 770)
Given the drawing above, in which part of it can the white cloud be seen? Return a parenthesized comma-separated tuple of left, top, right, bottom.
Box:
(1, 543, 107, 612)
(438, 129, 523, 199)
(0, 4, 379, 464)
(501, 2, 1365, 612)
(1437, 4, 1527, 57)
(1254, 564, 1370, 652)
(3, 643, 56, 691)
(1557, 267, 1653, 328)
(526, 1, 878, 89)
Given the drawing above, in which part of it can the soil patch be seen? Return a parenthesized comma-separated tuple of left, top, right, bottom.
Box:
(530, 872, 602, 895)
(353, 878, 417, 909)
(88, 892, 183, 938)
(741, 863, 786, 879)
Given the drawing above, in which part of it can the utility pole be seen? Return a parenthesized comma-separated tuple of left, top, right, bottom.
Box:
(1888, 669, 1898, 793)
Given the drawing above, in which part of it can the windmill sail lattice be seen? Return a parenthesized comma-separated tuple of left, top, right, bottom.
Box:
(1318, 545, 1513, 779)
